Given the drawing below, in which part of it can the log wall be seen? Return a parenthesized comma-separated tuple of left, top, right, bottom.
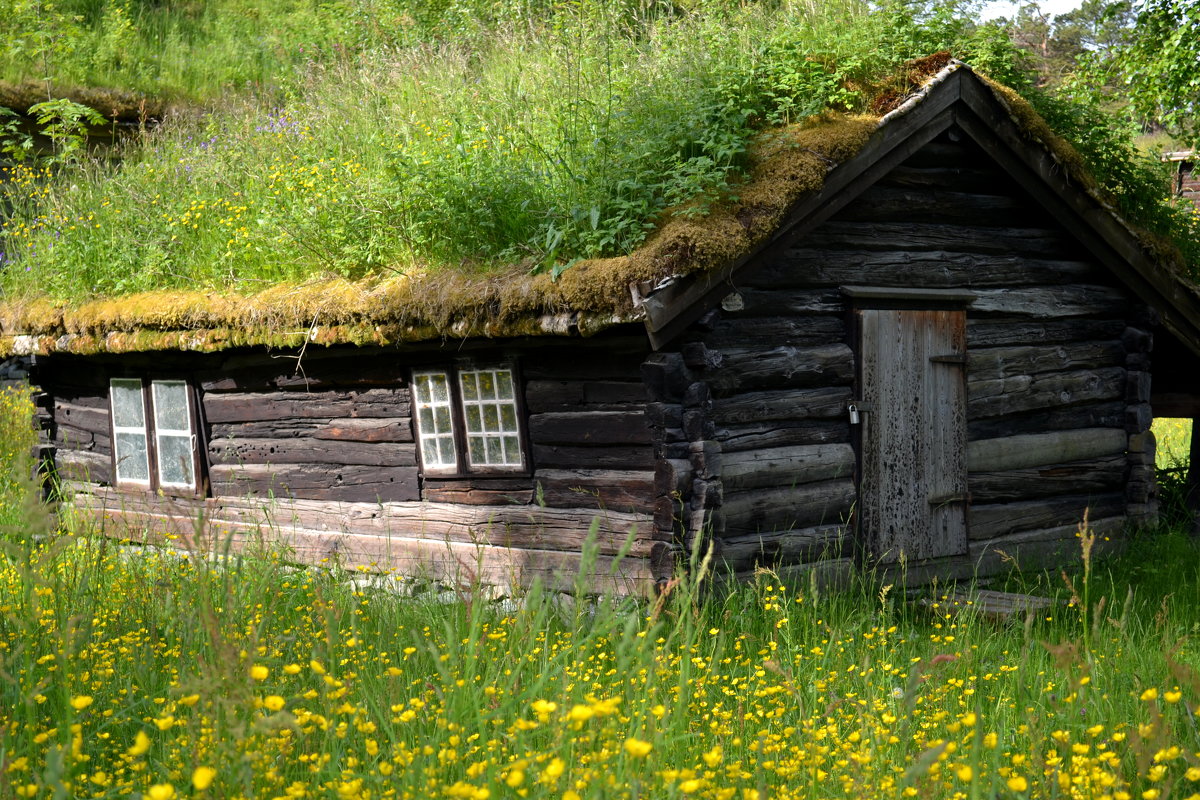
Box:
(37, 339, 662, 593)
(668, 131, 1151, 578)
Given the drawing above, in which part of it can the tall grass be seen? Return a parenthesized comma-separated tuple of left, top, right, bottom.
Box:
(3, 386, 1200, 797)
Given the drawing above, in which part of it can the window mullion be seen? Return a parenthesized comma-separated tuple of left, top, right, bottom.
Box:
(448, 366, 471, 477)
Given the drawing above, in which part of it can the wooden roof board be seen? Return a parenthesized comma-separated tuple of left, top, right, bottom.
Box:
(641, 64, 1200, 357)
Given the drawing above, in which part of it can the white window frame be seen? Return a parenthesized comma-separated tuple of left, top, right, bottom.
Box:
(108, 378, 200, 493)
(411, 364, 527, 476)
(110, 378, 151, 487)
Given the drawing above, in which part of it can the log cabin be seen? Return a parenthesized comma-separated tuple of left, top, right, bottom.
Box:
(8, 61, 1200, 593)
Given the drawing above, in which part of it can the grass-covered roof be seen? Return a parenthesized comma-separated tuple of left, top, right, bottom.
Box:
(1, 2, 1197, 355)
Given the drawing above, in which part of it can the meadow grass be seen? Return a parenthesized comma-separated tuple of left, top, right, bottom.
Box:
(5, 390, 1200, 798)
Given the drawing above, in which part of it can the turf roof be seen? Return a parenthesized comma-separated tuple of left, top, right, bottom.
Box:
(0, 58, 1192, 357)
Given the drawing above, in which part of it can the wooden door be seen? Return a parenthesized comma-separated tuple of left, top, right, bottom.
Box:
(857, 306, 968, 563)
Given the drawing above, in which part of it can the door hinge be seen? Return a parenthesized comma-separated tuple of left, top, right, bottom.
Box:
(929, 354, 967, 366)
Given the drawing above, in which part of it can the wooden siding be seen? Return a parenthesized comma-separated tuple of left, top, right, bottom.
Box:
(673, 130, 1148, 577)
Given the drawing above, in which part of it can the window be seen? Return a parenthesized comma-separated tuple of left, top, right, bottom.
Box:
(411, 366, 526, 475)
(109, 378, 200, 492)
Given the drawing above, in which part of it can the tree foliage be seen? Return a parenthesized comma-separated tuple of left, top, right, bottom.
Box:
(1115, 0, 1200, 148)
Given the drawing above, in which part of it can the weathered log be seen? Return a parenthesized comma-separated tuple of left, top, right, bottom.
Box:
(527, 411, 653, 446)
(423, 481, 534, 506)
(966, 400, 1126, 440)
(720, 289, 845, 318)
(747, 250, 1097, 290)
(700, 316, 845, 350)
(55, 421, 110, 453)
(967, 341, 1125, 381)
(969, 515, 1126, 573)
(721, 443, 855, 492)
(969, 493, 1126, 540)
(56, 449, 112, 484)
(204, 389, 409, 423)
(877, 165, 1015, 194)
(802, 221, 1075, 259)
(968, 455, 1126, 503)
(968, 367, 1125, 419)
(641, 353, 691, 402)
(55, 401, 109, 435)
(655, 458, 692, 498)
(966, 318, 1126, 348)
(70, 489, 654, 593)
(531, 444, 655, 470)
(717, 523, 850, 570)
(524, 380, 646, 413)
(835, 185, 1033, 226)
(721, 478, 856, 536)
(967, 428, 1127, 472)
(210, 417, 415, 443)
(210, 463, 420, 502)
(521, 352, 645, 381)
(711, 386, 851, 426)
(535, 469, 656, 513)
(705, 343, 855, 396)
(207, 437, 417, 468)
(200, 361, 408, 392)
(71, 486, 656, 559)
(719, 421, 849, 452)
(969, 285, 1129, 318)
(899, 140, 975, 169)
(313, 418, 414, 443)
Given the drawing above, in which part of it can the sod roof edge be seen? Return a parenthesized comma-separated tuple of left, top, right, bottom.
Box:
(2, 61, 1195, 357)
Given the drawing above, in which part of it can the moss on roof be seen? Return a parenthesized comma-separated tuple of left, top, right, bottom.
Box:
(1, 60, 1193, 357)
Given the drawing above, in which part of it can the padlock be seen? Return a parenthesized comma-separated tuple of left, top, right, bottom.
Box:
(848, 404, 860, 425)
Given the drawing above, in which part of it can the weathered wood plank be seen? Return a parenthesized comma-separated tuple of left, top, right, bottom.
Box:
(710, 387, 851, 426)
(718, 421, 849, 452)
(721, 478, 856, 536)
(203, 389, 409, 423)
(967, 428, 1127, 472)
(717, 523, 850, 570)
(877, 165, 1018, 194)
(969, 286, 1129, 318)
(746, 250, 1096, 289)
(207, 437, 417, 468)
(527, 411, 652, 446)
(968, 455, 1127, 503)
(69, 486, 656, 559)
(699, 316, 845, 350)
(967, 340, 1125, 381)
(210, 463, 420, 502)
(721, 443, 855, 492)
(313, 418, 414, 443)
(56, 449, 112, 484)
(56, 401, 109, 435)
(969, 493, 1126, 540)
(423, 480, 534, 506)
(531, 444, 655, 470)
(200, 361, 408, 392)
(834, 185, 1033, 226)
(968, 367, 1126, 419)
(535, 469, 656, 514)
(524, 380, 647, 413)
(967, 318, 1126, 348)
(802, 221, 1077, 258)
(968, 515, 1126, 574)
(705, 344, 855, 396)
(719, 289, 845, 318)
(210, 417, 415, 442)
(966, 400, 1125, 440)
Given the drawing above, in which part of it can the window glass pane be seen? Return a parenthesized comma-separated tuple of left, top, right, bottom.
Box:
(430, 373, 449, 403)
(419, 406, 434, 431)
(465, 405, 482, 433)
(468, 437, 485, 463)
(500, 404, 517, 431)
(152, 381, 191, 432)
(114, 432, 150, 483)
(482, 404, 499, 432)
(503, 436, 520, 463)
(110, 380, 145, 429)
(438, 438, 457, 466)
(157, 434, 195, 487)
(496, 371, 515, 400)
(460, 372, 478, 401)
(486, 437, 503, 464)
(478, 371, 496, 399)
(434, 405, 452, 433)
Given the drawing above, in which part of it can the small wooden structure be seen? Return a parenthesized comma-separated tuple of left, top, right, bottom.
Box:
(13, 63, 1200, 592)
